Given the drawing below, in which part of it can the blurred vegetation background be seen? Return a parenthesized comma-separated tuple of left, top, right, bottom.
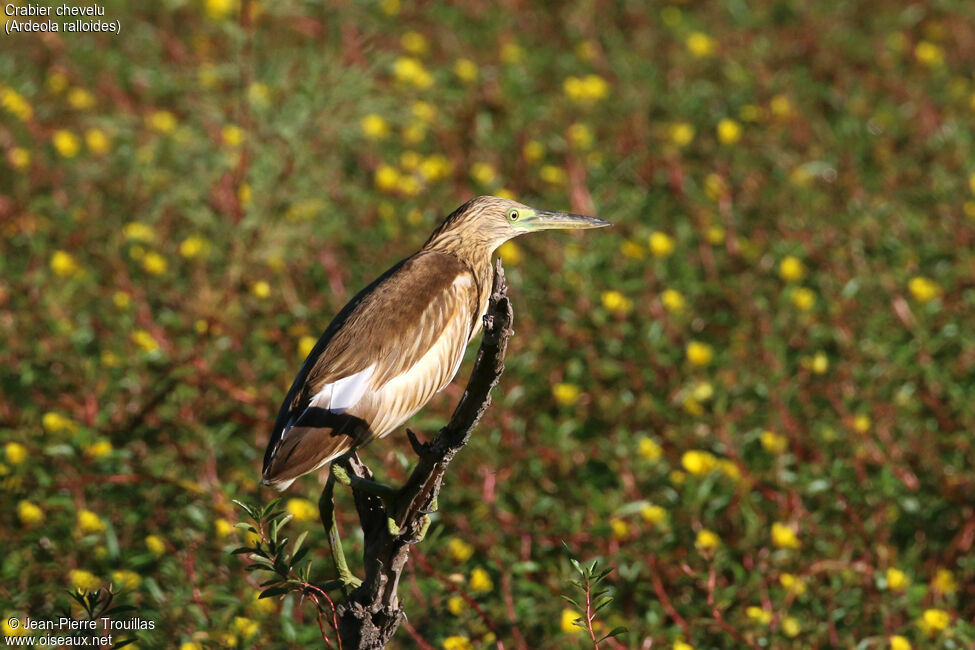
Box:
(2, 0, 974, 648)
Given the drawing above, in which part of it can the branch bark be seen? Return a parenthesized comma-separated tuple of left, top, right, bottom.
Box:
(330, 260, 514, 649)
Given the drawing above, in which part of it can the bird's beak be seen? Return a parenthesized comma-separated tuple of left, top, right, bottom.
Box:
(523, 210, 612, 230)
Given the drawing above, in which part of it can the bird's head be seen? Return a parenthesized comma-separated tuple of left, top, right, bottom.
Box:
(424, 195, 611, 257)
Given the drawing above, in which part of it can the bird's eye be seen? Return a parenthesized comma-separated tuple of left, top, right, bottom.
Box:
(507, 209, 520, 222)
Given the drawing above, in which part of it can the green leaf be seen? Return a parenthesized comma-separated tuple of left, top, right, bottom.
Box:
(259, 586, 289, 599)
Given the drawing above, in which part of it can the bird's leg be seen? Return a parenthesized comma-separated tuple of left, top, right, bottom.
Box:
(318, 468, 362, 590)
(331, 462, 402, 535)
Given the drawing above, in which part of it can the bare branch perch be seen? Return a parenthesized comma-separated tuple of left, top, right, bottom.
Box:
(331, 260, 513, 649)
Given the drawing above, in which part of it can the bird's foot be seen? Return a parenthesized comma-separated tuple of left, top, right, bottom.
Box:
(406, 428, 435, 458)
(320, 471, 362, 594)
(332, 463, 401, 521)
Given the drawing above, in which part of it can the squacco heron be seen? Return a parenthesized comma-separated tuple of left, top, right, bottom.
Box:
(262, 195, 609, 489)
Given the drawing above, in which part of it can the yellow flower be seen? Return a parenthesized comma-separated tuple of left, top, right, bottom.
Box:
(251, 281, 271, 299)
(610, 518, 629, 540)
(53, 129, 81, 158)
(420, 154, 452, 182)
(447, 537, 474, 562)
(469, 568, 493, 592)
(113, 291, 131, 309)
(131, 329, 160, 353)
(782, 616, 800, 637)
(500, 42, 523, 64)
(660, 289, 685, 314)
(760, 430, 788, 454)
(141, 251, 168, 275)
(771, 522, 800, 549)
(112, 570, 141, 591)
(779, 256, 805, 282)
(18, 500, 44, 526)
(552, 382, 581, 406)
(673, 643, 693, 650)
(692, 382, 713, 402)
(705, 174, 727, 201)
(931, 568, 957, 594)
(392, 57, 433, 89)
(718, 459, 740, 481)
(496, 188, 516, 200)
(180, 643, 203, 650)
(78, 509, 106, 534)
(146, 534, 166, 556)
(67, 87, 95, 110)
(1, 85, 34, 121)
(400, 31, 428, 56)
(568, 123, 593, 150)
(248, 82, 270, 106)
(82, 128, 111, 156)
(670, 470, 686, 485)
(682, 450, 717, 475)
(886, 568, 909, 591)
(969, 171, 975, 195)
(374, 164, 401, 194)
(523, 140, 544, 164)
(442, 636, 473, 650)
(470, 162, 497, 186)
(86, 440, 113, 458)
(233, 617, 258, 638)
(380, 0, 399, 15)
(179, 235, 210, 259)
(360, 113, 390, 140)
(298, 335, 317, 358)
(447, 595, 466, 615)
(810, 352, 829, 375)
(222, 124, 244, 148)
(716, 118, 742, 145)
(601, 290, 633, 315)
(215, 518, 234, 539)
(790, 287, 815, 311)
(686, 32, 715, 58)
(70, 569, 101, 591)
(919, 609, 950, 634)
(412, 100, 437, 122)
(707, 226, 725, 244)
(562, 74, 609, 106)
(779, 573, 806, 595)
(908, 276, 941, 302)
(9, 146, 30, 170)
(124, 222, 156, 243)
(889, 635, 912, 650)
(648, 231, 675, 258)
(641, 504, 667, 524)
(147, 110, 177, 134)
(498, 241, 522, 266)
(638, 436, 662, 461)
(853, 414, 871, 434)
(42, 411, 78, 434)
(746, 606, 772, 625)
(205, 0, 238, 19)
(686, 341, 713, 367)
(540, 164, 566, 185)
(561, 609, 582, 633)
(695, 529, 720, 551)
(620, 239, 644, 259)
(914, 41, 945, 67)
(2, 616, 29, 638)
(668, 122, 695, 147)
(286, 498, 317, 522)
(5, 442, 27, 465)
(453, 58, 479, 83)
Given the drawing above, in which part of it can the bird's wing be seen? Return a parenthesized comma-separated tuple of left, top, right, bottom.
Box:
(262, 250, 481, 485)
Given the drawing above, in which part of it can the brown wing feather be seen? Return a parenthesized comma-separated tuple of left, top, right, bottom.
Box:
(262, 250, 481, 487)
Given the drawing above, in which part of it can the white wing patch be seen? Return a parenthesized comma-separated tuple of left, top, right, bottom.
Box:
(310, 363, 376, 414)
